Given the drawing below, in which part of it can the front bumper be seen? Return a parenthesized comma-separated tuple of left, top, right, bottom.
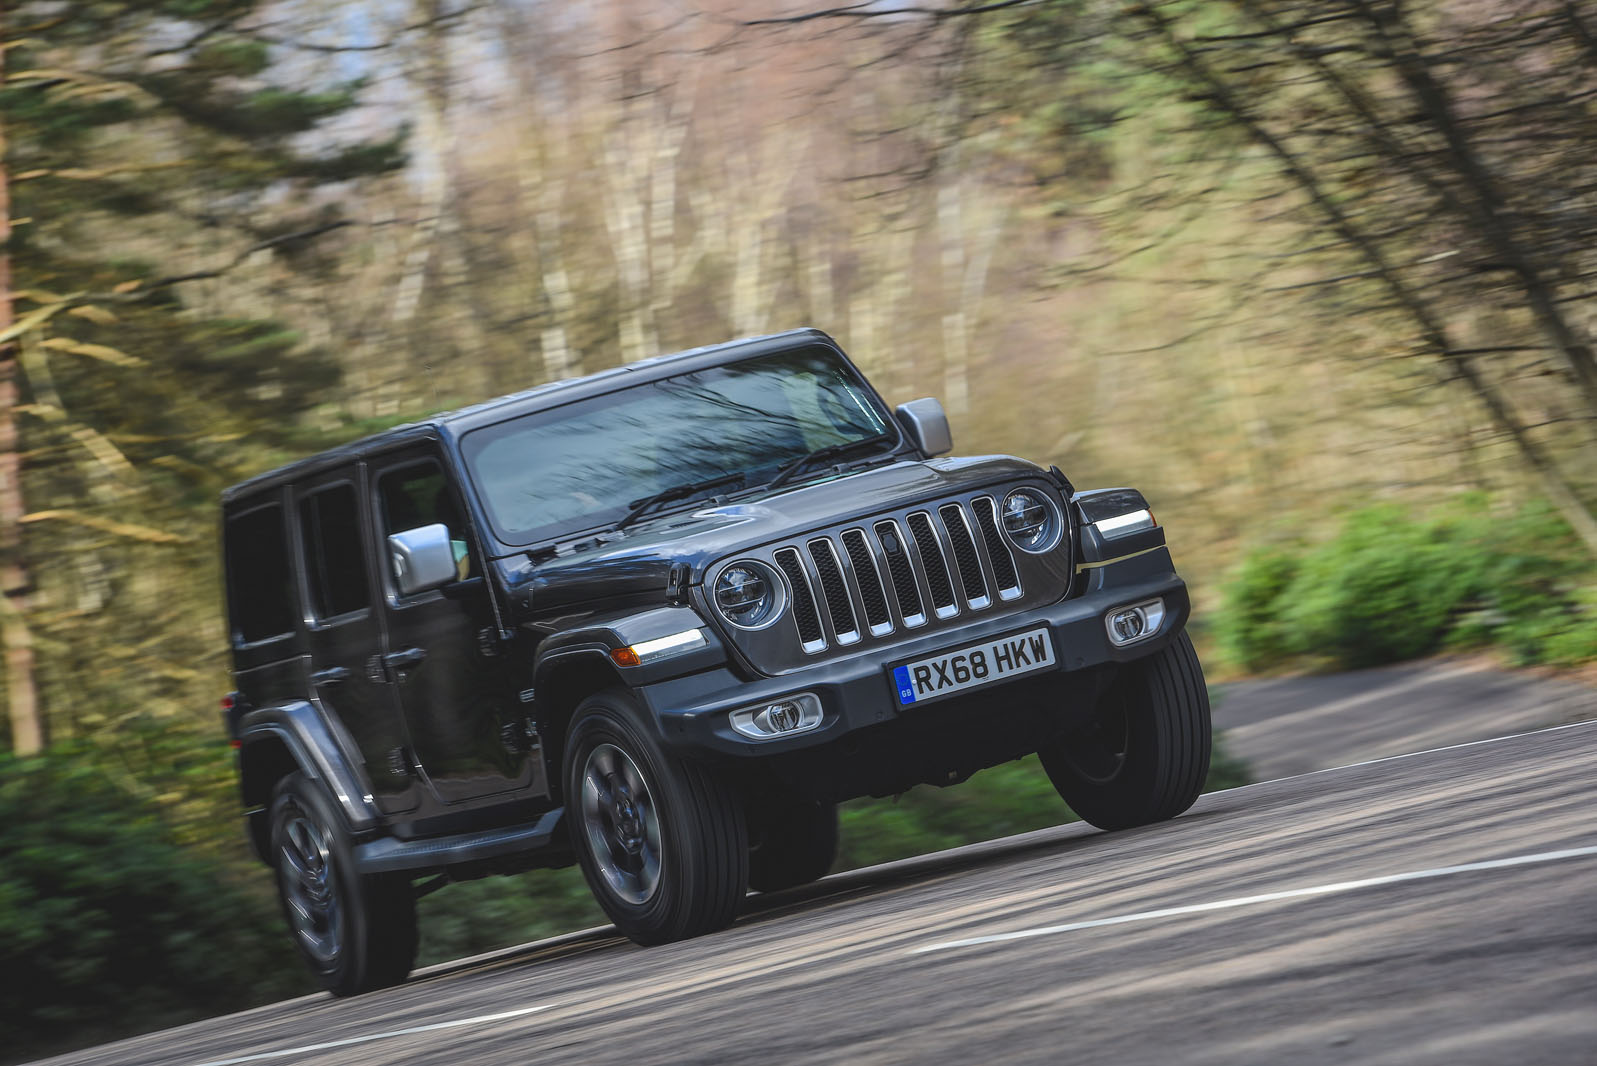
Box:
(637, 546, 1189, 760)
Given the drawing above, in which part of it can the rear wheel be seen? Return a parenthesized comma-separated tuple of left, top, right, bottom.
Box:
(748, 798, 839, 893)
(564, 689, 748, 945)
(1039, 630, 1210, 831)
(269, 773, 416, 995)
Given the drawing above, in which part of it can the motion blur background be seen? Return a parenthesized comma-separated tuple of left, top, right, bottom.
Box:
(2, 1, 1594, 1059)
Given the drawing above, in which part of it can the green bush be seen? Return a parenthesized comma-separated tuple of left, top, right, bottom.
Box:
(0, 743, 308, 1063)
(1216, 497, 1597, 672)
(1277, 506, 1482, 667)
(1214, 547, 1302, 671)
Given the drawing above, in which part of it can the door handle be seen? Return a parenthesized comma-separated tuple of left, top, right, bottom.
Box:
(383, 647, 427, 671)
(310, 666, 350, 686)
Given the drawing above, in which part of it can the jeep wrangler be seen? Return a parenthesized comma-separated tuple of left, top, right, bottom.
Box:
(221, 328, 1209, 994)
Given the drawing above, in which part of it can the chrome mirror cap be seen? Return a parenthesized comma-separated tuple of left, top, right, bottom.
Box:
(895, 397, 953, 457)
(388, 523, 457, 596)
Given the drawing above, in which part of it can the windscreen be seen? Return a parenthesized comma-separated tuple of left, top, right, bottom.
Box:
(462, 347, 894, 544)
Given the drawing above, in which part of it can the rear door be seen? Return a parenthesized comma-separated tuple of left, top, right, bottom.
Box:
(294, 469, 419, 815)
(369, 445, 539, 805)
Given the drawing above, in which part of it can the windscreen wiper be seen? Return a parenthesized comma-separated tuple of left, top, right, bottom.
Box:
(615, 472, 747, 531)
(765, 432, 897, 492)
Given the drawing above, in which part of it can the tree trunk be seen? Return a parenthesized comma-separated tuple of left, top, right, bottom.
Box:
(1137, 3, 1597, 558)
(0, 18, 44, 755)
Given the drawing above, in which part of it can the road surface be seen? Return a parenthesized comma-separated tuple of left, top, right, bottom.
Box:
(37, 718, 1597, 1066)
(1212, 656, 1597, 779)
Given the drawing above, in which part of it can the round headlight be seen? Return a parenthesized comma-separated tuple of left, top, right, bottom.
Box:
(713, 561, 785, 629)
(1002, 488, 1062, 553)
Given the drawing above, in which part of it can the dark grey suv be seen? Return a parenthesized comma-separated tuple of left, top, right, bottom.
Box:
(221, 328, 1210, 994)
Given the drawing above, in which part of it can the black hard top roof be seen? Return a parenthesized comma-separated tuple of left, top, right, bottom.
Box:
(222, 328, 841, 504)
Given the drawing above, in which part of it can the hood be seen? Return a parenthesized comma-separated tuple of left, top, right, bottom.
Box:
(503, 454, 1047, 620)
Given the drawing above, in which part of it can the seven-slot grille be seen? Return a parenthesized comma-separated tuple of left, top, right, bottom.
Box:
(773, 497, 1024, 653)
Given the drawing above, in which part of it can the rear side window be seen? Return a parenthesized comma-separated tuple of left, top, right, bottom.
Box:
(225, 502, 296, 644)
(300, 484, 370, 620)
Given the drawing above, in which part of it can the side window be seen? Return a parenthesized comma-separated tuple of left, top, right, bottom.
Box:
(376, 459, 476, 582)
(299, 484, 370, 620)
(225, 502, 296, 644)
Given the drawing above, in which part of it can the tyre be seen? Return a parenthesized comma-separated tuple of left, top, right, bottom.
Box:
(1039, 630, 1211, 831)
(269, 772, 417, 996)
(748, 798, 839, 893)
(564, 689, 748, 945)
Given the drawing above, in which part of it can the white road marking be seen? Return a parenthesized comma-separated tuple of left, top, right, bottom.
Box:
(909, 845, 1597, 954)
(389, 723, 1597, 980)
(188, 1003, 554, 1066)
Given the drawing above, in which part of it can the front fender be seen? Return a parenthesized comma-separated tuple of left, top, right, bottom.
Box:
(532, 604, 728, 687)
(1073, 487, 1166, 568)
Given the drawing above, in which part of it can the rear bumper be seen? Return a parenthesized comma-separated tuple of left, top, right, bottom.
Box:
(637, 547, 1189, 764)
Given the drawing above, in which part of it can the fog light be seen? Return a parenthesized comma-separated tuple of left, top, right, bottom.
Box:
(1106, 599, 1166, 647)
(729, 693, 823, 740)
(1113, 611, 1144, 642)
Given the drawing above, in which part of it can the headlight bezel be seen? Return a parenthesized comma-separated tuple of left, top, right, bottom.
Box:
(711, 559, 787, 630)
(1000, 487, 1064, 554)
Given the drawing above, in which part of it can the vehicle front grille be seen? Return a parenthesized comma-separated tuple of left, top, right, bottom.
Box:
(807, 539, 859, 645)
(906, 512, 957, 616)
(772, 548, 824, 650)
(773, 497, 1026, 655)
(840, 529, 892, 633)
(873, 520, 925, 626)
(971, 496, 1018, 592)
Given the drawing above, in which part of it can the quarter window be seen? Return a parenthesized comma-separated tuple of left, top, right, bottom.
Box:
(225, 502, 295, 644)
(300, 484, 370, 619)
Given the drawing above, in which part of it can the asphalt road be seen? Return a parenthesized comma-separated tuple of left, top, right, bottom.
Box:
(1213, 656, 1597, 779)
(38, 718, 1597, 1066)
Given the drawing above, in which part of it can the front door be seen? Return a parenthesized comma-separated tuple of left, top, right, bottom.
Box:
(294, 470, 418, 814)
(370, 446, 536, 805)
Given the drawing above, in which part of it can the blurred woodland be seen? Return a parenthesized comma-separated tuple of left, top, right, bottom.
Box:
(1, 0, 1595, 1055)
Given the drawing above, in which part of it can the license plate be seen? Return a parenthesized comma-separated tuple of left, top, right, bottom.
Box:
(890, 627, 1057, 706)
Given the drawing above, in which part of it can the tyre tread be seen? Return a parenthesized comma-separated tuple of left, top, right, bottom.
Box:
(565, 691, 747, 945)
(271, 773, 416, 997)
(1039, 629, 1210, 831)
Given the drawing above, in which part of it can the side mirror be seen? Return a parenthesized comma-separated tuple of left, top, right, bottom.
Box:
(388, 523, 458, 597)
(895, 397, 953, 457)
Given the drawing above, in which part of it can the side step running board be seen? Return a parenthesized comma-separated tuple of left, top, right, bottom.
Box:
(354, 808, 565, 875)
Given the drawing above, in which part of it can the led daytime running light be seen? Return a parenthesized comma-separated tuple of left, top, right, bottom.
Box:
(1095, 508, 1156, 538)
(611, 628, 706, 667)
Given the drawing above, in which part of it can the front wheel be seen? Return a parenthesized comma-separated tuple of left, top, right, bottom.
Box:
(269, 773, 416, 995)
(1039, 630, 1211, 831)
(564, 689, 748, 945)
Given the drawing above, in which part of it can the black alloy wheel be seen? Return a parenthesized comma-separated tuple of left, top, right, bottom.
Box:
(269, 772, 417, 995)
(579, 741, 663, 906)
(564, 689, 748, 945)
